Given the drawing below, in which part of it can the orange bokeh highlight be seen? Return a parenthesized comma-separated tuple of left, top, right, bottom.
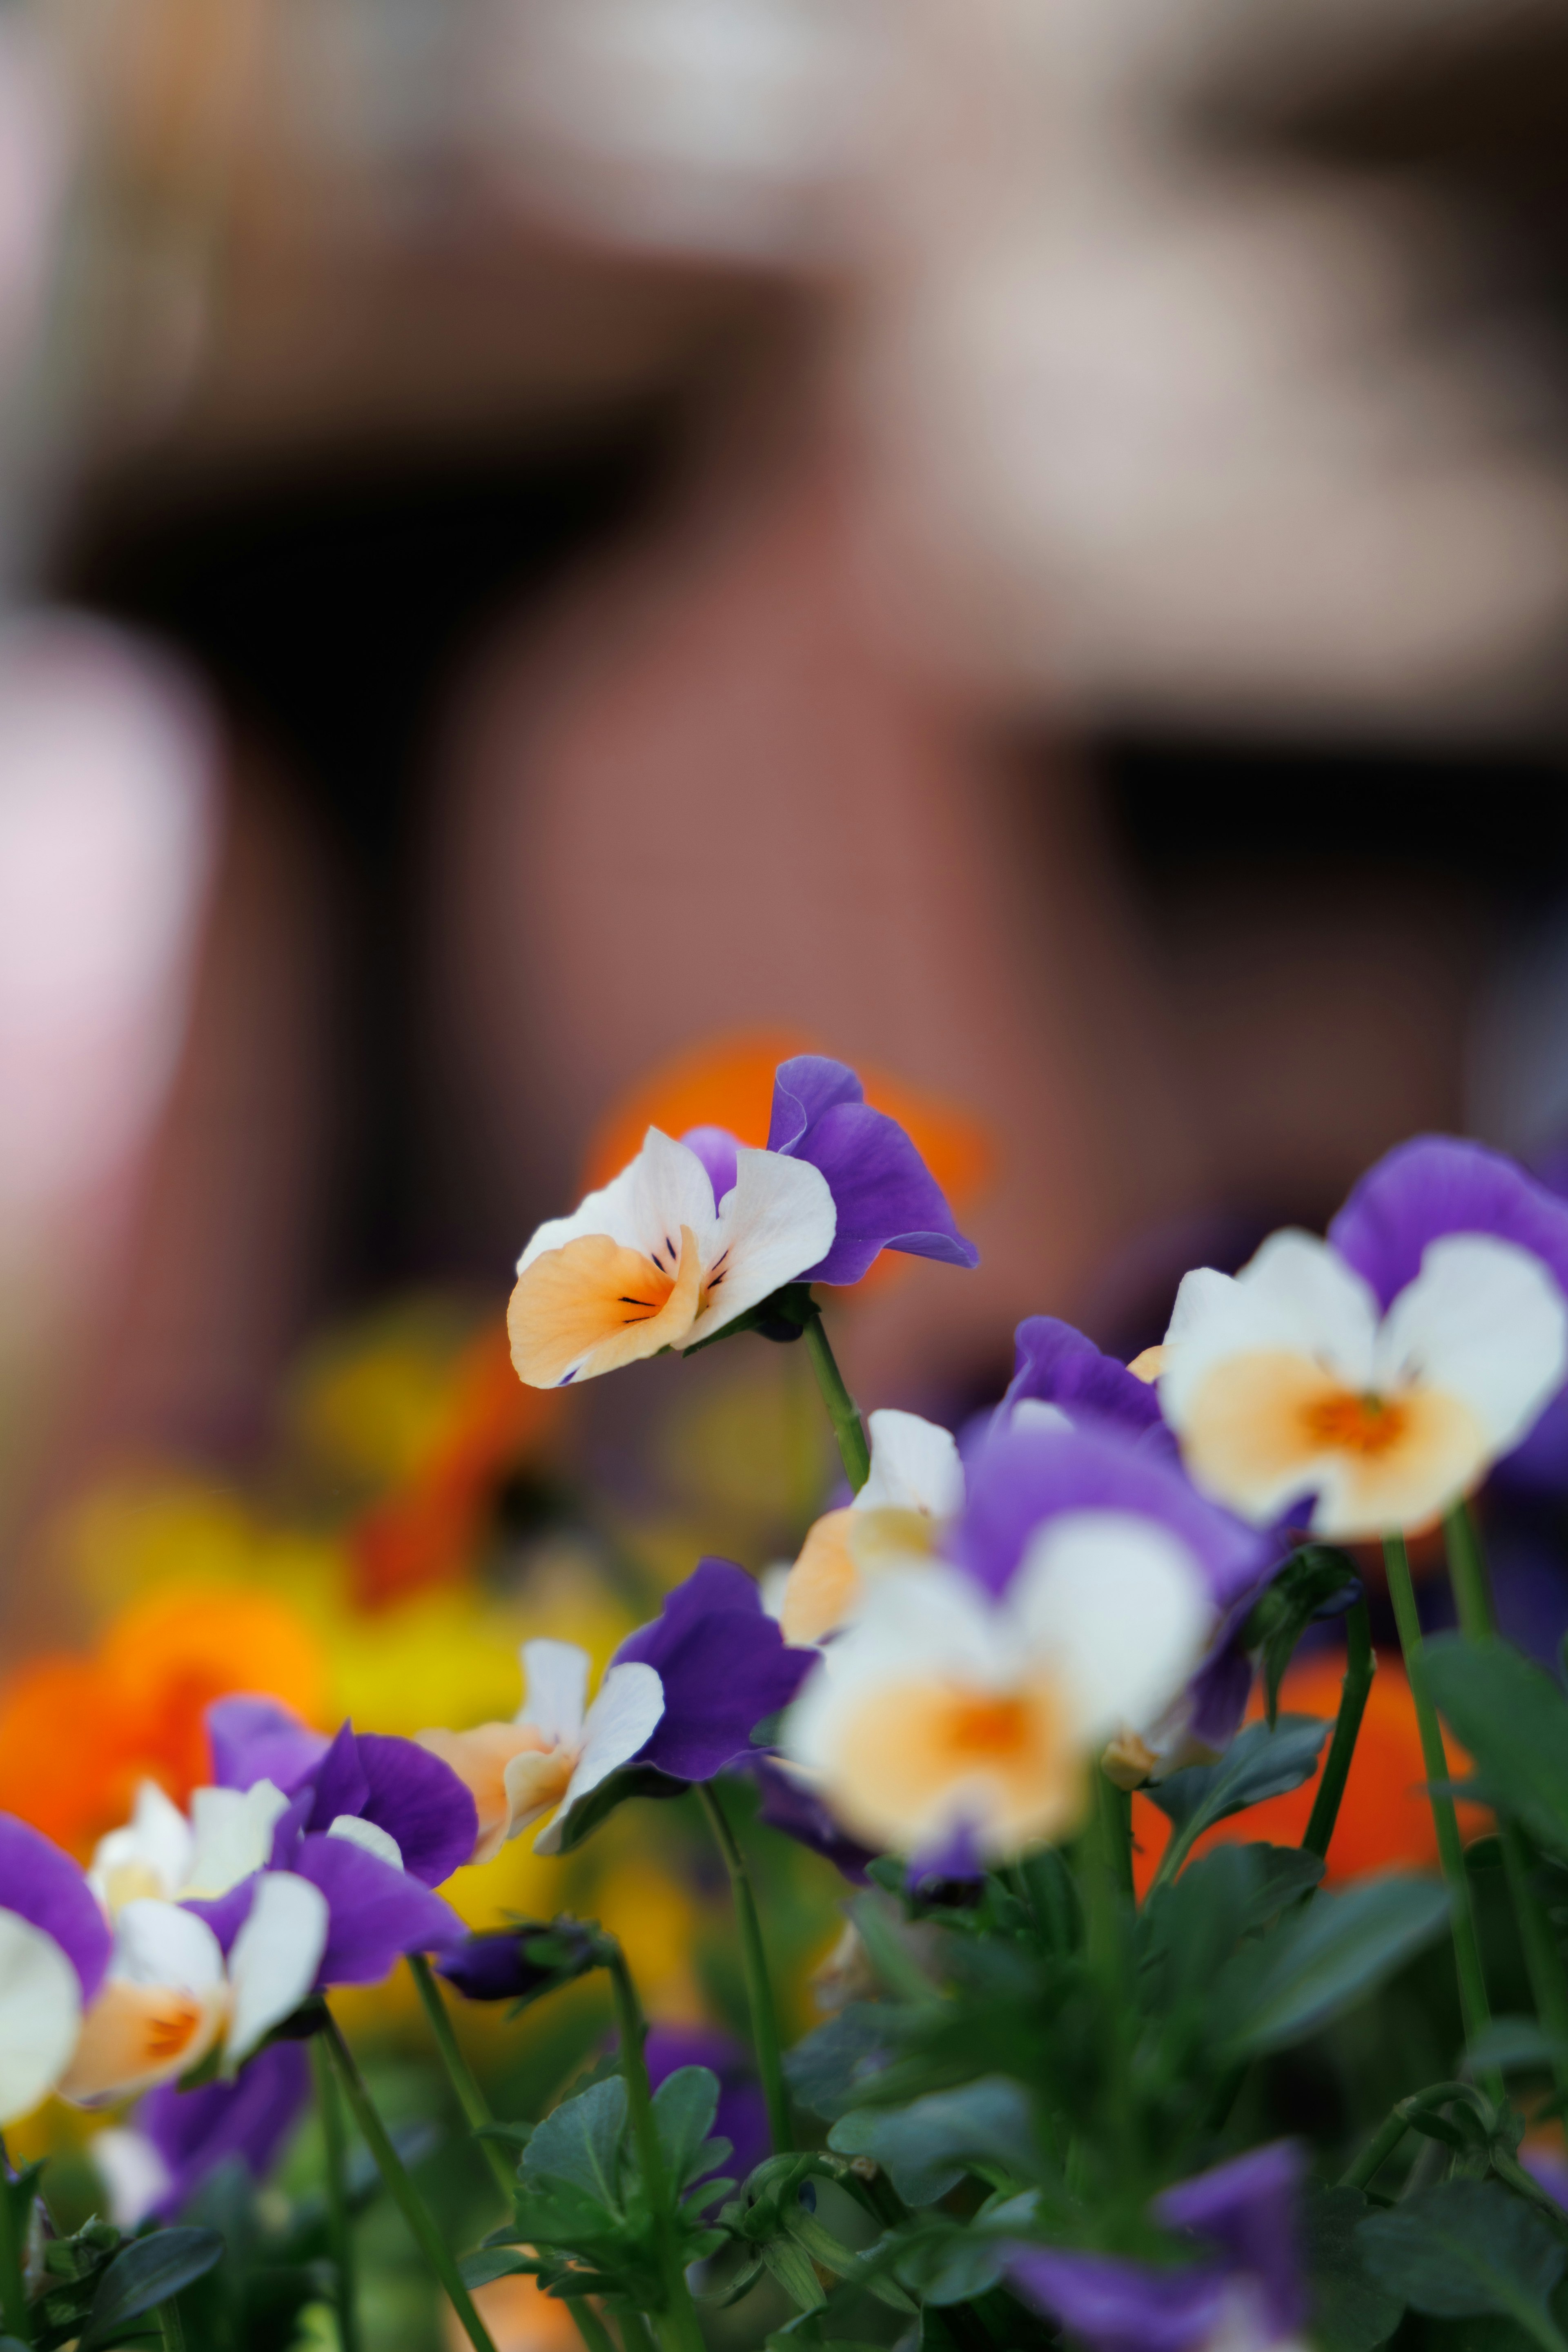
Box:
(579, 1031, 993, 1234)
(0, 1584, 328, 1858)
(1131, 1649, 1490, 1895)
(348, 1319, 561, 1609)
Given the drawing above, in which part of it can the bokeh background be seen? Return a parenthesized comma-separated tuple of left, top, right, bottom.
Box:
(5, 0, 1568, 2343)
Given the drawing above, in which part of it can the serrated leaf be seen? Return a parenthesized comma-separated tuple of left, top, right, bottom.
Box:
(827, 2078, 1041, 2206)
(1242, 1547, 1361, 1724)
(1218, 1874, 1451, 2056)
(1149, 1714, 1332, 1846)
(651, 2066, 721, 2192)
(1359, 2181, 1566, 2328)
(523, 2076, 627, 2209)
(1306, 2189, 1405, 2352)
(761, 2235, 829, 2311)
(1425, 1639, 1568, 1857)
(551, 1763, 690, 1855)
(78, 2229, 225, 2351)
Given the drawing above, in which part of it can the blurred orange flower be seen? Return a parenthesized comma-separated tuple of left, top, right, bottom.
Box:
(443, 2274, 582, 2352)
(349, 1319, 561, 1609)
(580, 1031, 993, 1235)
(0, 1583, 328, 1857)
(1131, 1650, 1490, 1895)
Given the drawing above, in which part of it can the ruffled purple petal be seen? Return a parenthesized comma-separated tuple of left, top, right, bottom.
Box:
(303, 1723, 371, 1831)
(0, 1815, 111, 2001)
(644, 2023, 770, 2180)
(136, 2041, 310, 2218)
(1156, 2143, 1305, 2338)
(612, 1559, 815, 1782)
(205, 1697, 330, 1796)
(350, 1735, 477, 1889)
(1329, 1135, 1568, 1310)
(751, 1757, 874, 1884)
(1006, 2247, 1231, 2352)
(291, 1835, 463, 1987)
(766, 1056, 978, 1285)
(1002, 1318, 1167, 1446)
(679, 1125, 740, 1209)
(182, 1881, 258, 1958)
(953, 1420, 1269, 1610)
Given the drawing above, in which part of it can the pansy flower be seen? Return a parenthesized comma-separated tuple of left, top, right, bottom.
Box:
(93, 2040, 310, 2226)
(782, 1421, 1248, 1869)
(1007, 2142, 1305, 2352)
(0, 1815, 111, 2124)
(1157, 1137, 1568, 1541)
(507, 1055, 977, 1390)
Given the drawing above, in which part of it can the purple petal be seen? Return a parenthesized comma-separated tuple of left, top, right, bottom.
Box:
(268, 1788, 315, 1871)
(1329, 1135, 1568, 1310)
(644, 2023, 769, 2180)
(0, 1815, 111, 2001)
(303, 1723, 371, 1831)
(136, 2041, 310, 2218)
(906, 1820, 985, 1893)
(291, 1835, 463, 1987)
(751, 1757, 874, 1884)
(1002, 1318, 1167, 1445)
(679, 1125, 740, 1209)
(1156, 2143, 1305, 2337)
(766, 1057, 865, 1153)
(612, 1559, 815, 1782)
(1006, 2247, 1231, 2352)
(205, 1697, 330, 1796)
(953, 1420, 1269, 1609)
(183, 1881, 258, 1958)
(350, 1735, 478, 1889)
(785, 1100, 979, 1285)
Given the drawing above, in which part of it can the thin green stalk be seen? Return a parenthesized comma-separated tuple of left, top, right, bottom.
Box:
(800, 1307, 871, 1493)
(320, 2011, 499, 2352)
(1383, 1535, 1494, 2056)
(408, 1954, 518, 2204)
(1441, 1506, 1568, 2101)
(311, 2036, 363, 2352)
(158, 2300, 187, 2350)
(1082, 1769, 1138, 2180)
(563, 2294, 621, 2352)
(0, 2144, 32, 2348)
(697, 1783, 792, 2154)
(1339, 2104, 1411, 2191)
(1302, 1599, 1376, 1862)
(604, 1946, 706, 2352)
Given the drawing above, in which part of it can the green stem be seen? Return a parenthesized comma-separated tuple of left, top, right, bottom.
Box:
(408, 1954, 518, 2205)
(1302, 1599, 1376, 1863)
(563, 2295, 621, 2352)
(0, 2146, 32, 2348)
(697, 1784, 792, 2155)
(1383, 1535, 1494, 2057)
(157, 2300, 187, 2350)
(800, 1306, 871, 1493)
(320, 2011, 499, 2352)
(311, 2036, 363, 2352)
(1082, 1769, 1138, 2180)
(1339, 2104, 1411, 2191)
(604, 1945, 706, 2352)
(1441, 1506, 1568, 2102)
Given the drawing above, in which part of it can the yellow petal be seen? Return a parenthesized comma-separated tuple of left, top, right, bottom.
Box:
(417, 1724, 553, 1866)
(507, 1227, 703, 1388)
(1127, 1346, 1166, 1384)
(60, 1981, 225, 2104)
(779, 1510, 861, 1644)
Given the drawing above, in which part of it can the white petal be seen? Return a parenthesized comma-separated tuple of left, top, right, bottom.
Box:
(1006, 1399, 1074, 1439)
(185, 1780, 291, 1899)
(1376, 1233, 1568, 1451)
(1009, 1511, 1212, 1742)
(327, 1814, 403, 1871)
(517, 1127, 716, 1275)
(533, 1662, 664, 1853)
(684, 1146, 837, 1346)
(90, 1780, 193, 1908)
(1161, 1232, 1380, 1428)
(110, 1899, 225, 1994)
(91, 2125, 173, 2228)
(227, 1872, 328, 2063)
(0, 1908, 80, 2125)
(783, 1566, 1007, 1775)
(859, 1410, 965, 1519)
(517, 1640, 590, 1745)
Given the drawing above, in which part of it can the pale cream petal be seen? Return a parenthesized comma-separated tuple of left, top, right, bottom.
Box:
(185, 1780, 291, 1900)
(779, 1508, 861, 1645)
(90, 1781, 194, 1912)
(1161, 1233, 1379, 1430)
(1126, 1347, 1166, 1384)
(507, 1225, 702, 1388)
(227, 1872, 329, 2062)
(502, 1748, 577, 1842)
(418, 1723, 553, 1866)
(1009, 1510, 1212, 1743)
(859, 1411, 965, 1519)
(327, 1815, 403, 1870)
(61, 1980, 225, 2103)
(514, 1128, 713, 1273)
(541, 1662, 666, 1843)
(0, 1909, 80, 2126)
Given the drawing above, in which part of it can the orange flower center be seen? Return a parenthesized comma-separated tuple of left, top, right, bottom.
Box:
(144, 1998, 207, 2062)
(942, 1695, 1033, 1760)
(1301, 1389, 1409, 1457)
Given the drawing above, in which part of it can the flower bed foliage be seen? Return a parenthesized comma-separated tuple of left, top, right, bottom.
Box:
(6, 1056, 1568, 2352)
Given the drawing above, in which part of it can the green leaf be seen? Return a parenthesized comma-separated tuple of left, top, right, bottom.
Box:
(78, 2229, 225, 2352)
(652, 2066, 722, 2192)
(1467, 2018, 1568, 2076)
(1425, 1638, 1568, 1857)
(1305, 2189, 1405, 2352)
(761, 2235, 829, 2311)
(1149, 1714, 1332, 1848)
(550, 1764, 690, 1855)
(460, 2248, 536, 2288)
(1243, 1842, 1327, 1920)
(1218, 1874, 1451, 2056)
(1359, 2181, 1566, 2336)
(785, 2004, 907, 2122)
(523, 2076, 628, 2209)
(827, 2077, 1041, 2206)
(1242, 1546, 1362, 1724)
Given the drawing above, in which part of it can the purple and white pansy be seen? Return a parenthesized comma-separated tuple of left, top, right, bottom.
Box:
(0, 1815, 111, 2123)
(506, 1054, 977, 1389)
